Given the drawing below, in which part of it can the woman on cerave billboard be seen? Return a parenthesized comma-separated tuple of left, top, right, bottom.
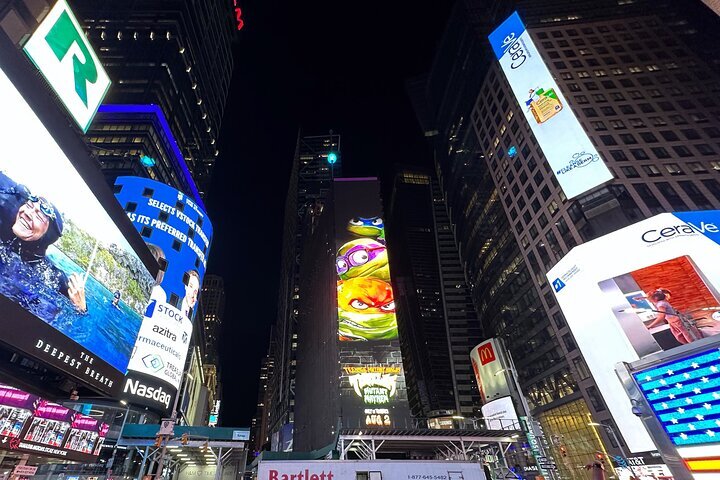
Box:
(113, 177, 213, 413)
(0, 67, 154, 391)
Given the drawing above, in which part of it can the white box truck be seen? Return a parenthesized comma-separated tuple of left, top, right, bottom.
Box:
(257, 460, 487, 480)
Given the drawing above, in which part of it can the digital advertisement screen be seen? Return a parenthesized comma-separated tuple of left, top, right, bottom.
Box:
(0, 66, 153, 394)
(547, 211, 720, 453)
(488, 12, 614, 199)
(470, 339, 513, 404)
(334, 178, 410, 428)
(633, 346, 720, 478)
(0, 383, 108, 462)
(114, 177, 213, 413)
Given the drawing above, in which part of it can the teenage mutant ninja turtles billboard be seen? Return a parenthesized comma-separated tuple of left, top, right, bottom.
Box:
(333, 178, 410, 428)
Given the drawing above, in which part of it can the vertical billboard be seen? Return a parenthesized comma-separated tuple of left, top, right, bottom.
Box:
(488, 12, 614, 199)
(0, 383, 108, 462)
(547, 211, 720, 453)
(334, 178, 410, 428)
(23, 0, 111, 132)
(0, 66, 153, 395)
(114, 177, 213, 413)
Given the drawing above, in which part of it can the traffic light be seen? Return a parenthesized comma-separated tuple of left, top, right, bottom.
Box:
(559, 446, 567, 457)
(181, 433, 189, 445)
(154, 436, 162, 447)
(595, 453, 605, 463)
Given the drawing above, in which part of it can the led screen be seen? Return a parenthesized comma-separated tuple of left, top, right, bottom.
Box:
(334, 178, 410, 428)
(547, 211, 720, 453)
(0, 66, 153, 394)
(114, 177, 213, 413)
(0, 383, 108, 462)
(488, 12, 614, 199)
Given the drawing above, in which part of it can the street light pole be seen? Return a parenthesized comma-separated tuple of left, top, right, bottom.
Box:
(495, 367, 558, 480)
(589, 423, 639, 480)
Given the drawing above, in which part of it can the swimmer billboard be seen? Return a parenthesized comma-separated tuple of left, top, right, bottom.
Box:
(114, 177, 213, 413)
(547, 210, 720, 453)
(333, 178, 410, 428)
(0, 66, 154, 395)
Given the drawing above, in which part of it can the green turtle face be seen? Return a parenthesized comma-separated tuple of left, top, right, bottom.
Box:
(336, 238, 390, 281)
(347, 217, 384, 238)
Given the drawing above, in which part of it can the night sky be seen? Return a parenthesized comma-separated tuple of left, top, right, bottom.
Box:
(204, 0, 455, 427)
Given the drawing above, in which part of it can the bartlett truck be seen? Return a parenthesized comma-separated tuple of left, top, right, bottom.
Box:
(257, 460, 487, 480)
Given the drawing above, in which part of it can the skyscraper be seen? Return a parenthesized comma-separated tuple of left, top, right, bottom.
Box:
(266, 133, 341, 448)
(409, 0, 720, 475)
(386, 168, 482, 421)
(72, 0, 235, 198)
(201, 274, 226, 366)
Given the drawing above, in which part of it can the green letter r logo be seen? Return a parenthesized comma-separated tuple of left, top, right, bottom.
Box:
(44, 10, 97, 106)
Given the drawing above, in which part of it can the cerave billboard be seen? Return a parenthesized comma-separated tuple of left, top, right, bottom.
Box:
(23, 0, 111, 132)
(0, 66, 153, 394)
(257, 461, 487, 480)
(0, 383, 108, 462)
(488, 12, 613, 199)
(333, 178, 410, 428)
(114, 177, 213, 413)
(547, 211, 720, 453)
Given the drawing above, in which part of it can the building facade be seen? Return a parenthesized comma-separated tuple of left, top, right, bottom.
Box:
(201, 274, 226, 367)
(266, 133, 341, 449)
(410, 0, 720, 476)
(72, 0, 235, 198)
(386, 168, 482, 421)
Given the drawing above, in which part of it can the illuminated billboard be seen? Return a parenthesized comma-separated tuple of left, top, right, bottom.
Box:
(24, 0, 111, 132)
(632, 344, 720, 478)
(114, 177, 213, 413)
(488, 12, 613, 199)
(547, 211, 720, 453)
(0, 383, 108, 462)
(481, 396, 519, 430)
(0, 66, 153, 394)
(470, 339, 513, 404)
(334, 178, 410, 428)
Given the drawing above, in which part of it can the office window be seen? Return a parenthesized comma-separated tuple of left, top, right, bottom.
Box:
(642, 165, 662, 177)
(629, 118, 646, 127)
(696, 144, 716, 156)
(592, 121, 607, 131)
(681, 129, 701, 140)
(620, 166, 640, 178)
(656, 182, 689, 210)
(630, 149, 650, 160)
(672, 145, 693, 157)
(688, 162, 708, 173)
(610, 150, 628, 161)
(634, 183, 665, 214)
(660, 130, 680, 141)
(679, 182, 713, 209)
(651, 147, 671, 159)
(600, 135, 617, 146)
(610, 120, 625, 129)
(620, 133, 637, 144)
(664, 163, 685, 175)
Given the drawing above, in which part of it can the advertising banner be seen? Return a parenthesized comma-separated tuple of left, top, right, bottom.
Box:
(23, 0, 111, 132)
(0, 383, 108, 462)
(114, 177, 213, 414)
(333, 178, 410, 428)
(547, 210, 720, 453)
(481, 396, 519, 430)
(257, 460, 487, 480)
(488, 12, 613, 199)
(470, 339, 513, 404)
(0, 66, 153, 395)
(631, 346, 720, 478)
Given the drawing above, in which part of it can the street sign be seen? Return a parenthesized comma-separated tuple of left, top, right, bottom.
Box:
(158, 418, 175, 436)
(23, 0, 111, 132)
(232, 430, 249, 440)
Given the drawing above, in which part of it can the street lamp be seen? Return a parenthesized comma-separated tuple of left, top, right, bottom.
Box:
(588, 423, 639, 480)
